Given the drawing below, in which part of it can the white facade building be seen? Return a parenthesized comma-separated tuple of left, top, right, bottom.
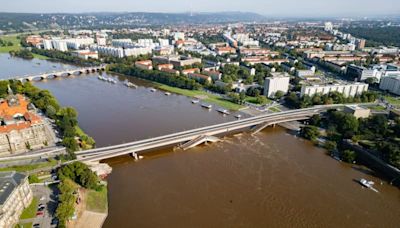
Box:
(43, 39, 53, 50)
(65, 37, 94, 50)
(173, 32, 185, 41)
(264, 72, 290, 98)
(301, 82, 369, 97)
(324, 22, 333, 32)
(51, 40, 68, 52)
(379, 76, 400, 95)
(91, 45, 124, 58)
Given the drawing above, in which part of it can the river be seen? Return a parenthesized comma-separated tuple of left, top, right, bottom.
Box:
(2, 54, 400, 227)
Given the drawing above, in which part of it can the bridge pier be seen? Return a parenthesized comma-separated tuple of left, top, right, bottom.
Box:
(131, 152, 139, 160)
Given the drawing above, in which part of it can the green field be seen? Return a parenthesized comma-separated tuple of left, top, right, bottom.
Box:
(268, 107, 282, 113)
(20, 197, 38, 220)
(0, 160, 58, 172)
(157, 84, 244, 111)
(16, 222, 33, 228)
(244, 96, 272, 105)
(86, 187, 108, 213)
(384, 95, 400, 107)
(0, 35, 21, 53)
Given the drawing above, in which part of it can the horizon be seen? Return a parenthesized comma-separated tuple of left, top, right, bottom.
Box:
(2, 0, 400, 18)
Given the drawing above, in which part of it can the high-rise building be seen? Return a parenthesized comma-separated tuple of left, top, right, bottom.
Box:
(379, 76, 400, 95)
(324, 22, 333, 32)
(264, 72, 290, 98)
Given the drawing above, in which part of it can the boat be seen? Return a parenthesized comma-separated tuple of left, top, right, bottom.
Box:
(217, 108, 230, 115)
(150, 88, 157, 92)
(165, 92, 171, 96)
(359, 178, 379, 192)
(235, 114, 242, 119)
(201, 103, 212, 110)
(191, 99, 200, 104)
(124, 80, 138, 88)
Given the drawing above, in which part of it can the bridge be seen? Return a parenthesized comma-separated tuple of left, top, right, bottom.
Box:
(74, 105, 344, 163)
(3, 65, 106, 82)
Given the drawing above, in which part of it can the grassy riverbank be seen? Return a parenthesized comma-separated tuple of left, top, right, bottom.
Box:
(86, 187, 108, 213)
(157, 84, 244, 111)
(0, 160, 58, 172)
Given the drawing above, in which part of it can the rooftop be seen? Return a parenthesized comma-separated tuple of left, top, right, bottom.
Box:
(0, 171, 26, 206)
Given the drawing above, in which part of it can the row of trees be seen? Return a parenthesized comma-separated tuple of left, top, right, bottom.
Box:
(0, 38, 13, 47)
(9, 49, 34, 59)
(285, 91, 377, 109)
(55, 162, 103, 227)
(109, 63, 202, 90)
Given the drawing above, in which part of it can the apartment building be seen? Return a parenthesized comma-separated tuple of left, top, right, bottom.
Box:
(300, 82, 369, 97)
(264, 72, 290, 98)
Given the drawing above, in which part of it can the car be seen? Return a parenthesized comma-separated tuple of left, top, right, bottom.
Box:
(36, 211, 44, 216)
(33, 224, 40, 228)
(51, 218, 59, 226)
(38, 207, 45, 211)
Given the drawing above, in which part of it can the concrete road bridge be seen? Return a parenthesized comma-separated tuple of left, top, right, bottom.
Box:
(74, 105, 346, 163)
(3, 65, 106, 82)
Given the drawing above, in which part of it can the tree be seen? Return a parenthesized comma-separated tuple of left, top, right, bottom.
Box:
(324, 141, 337, 153)
(341, 150, 356, 163)
(309, 114, 321, 126)
(274, 90, 285, 100)
(300, 125, 320, 142)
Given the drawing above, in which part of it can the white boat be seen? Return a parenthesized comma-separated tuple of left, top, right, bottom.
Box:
(201, 103, 212, 110)
(150, 88, 157, 92)
(191, 99, 200, 104)
(359, 179, 379, 192)
(165, 92, 171, 96)
(217, 108, 230, 115)
(235, 114, 242, 119)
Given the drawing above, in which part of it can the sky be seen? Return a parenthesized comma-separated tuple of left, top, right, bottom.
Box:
(2, 0, 400, 17)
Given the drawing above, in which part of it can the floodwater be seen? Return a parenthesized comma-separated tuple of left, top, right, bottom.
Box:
(3, 54, 399, 227)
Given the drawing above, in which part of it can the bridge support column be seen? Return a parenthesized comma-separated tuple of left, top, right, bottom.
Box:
(131, 152, 139, 160)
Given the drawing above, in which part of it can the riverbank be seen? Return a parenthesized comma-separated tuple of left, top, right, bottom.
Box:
(156, 84, 245, 111)
(69, 187, 108, 228)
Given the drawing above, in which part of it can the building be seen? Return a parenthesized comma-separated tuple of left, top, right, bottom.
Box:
(202, 70, 222, 81)
(355, 39, 366, 50)
(135, 60, 153, 70)
(25, 35, 43, 47)
(157, 64, 174, 71)
(0, 89, 56, 156)
(51, 40, 68, 52)
(173, 32, 185, 41)
(379, 76, 400, 95)
(71, 50, 99, 60)
(0, 171, 32, 228)
(65, 37, 94, 50)
(324, 22, 333, 32)
(96, 37, 107, 46)
(91, 45, 124, 58)
(344, 105, 371, 119)
(264, 72, 290, 98)
(187, 73, 212, 83)
(43, 39, 53, 50)
(300, 82, 369, 97)
(346, 64, 381, 82)
(112, 39, 133, 48)
(182, 68, 200, 76)
(123, 47, 152, 57)
(215, 46, 236, 55)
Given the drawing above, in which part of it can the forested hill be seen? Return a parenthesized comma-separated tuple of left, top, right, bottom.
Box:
(341, 26, 400, 47)
(0, 12, 266, 32)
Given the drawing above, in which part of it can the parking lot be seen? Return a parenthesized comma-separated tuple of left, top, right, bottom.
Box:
(29, 185, 59, 228)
